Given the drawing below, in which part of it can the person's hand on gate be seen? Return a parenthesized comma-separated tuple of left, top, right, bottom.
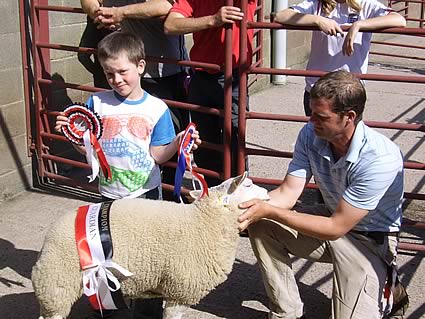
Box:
(316, 16, 344, 37)
(342, 22, 360, 56)
(213, 6, 244, 26)
(94, 7, 123, 31)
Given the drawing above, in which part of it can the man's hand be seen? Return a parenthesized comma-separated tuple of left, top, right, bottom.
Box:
(94, 7, 123, 30)
(238, 199, 273, 231)
(316, 16, 344, 36)
(342, 22, 360, 56)
(213, 6, 244, 27)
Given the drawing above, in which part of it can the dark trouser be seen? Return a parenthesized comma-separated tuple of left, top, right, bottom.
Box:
(88, 299, 163, 319)
(303, 90, 311, 116)
(188, 69, 249, 186)
(142, 72, 190, 201)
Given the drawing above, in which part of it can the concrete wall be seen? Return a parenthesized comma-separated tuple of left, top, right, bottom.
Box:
(0, 1, 32, 201)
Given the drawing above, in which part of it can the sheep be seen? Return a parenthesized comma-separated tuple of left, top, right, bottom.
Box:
(32, 172, 269, 319)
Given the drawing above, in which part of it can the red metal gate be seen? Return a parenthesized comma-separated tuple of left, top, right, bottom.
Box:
(19, 0, 266, 197)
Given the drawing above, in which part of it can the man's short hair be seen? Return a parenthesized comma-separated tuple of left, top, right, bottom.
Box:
(310, 70, 366, 124)
(97, 31, 145, 65)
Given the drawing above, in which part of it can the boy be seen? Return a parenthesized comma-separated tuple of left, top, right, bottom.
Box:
(56, 31, 200, 201)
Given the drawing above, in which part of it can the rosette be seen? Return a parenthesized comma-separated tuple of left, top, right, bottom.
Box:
(61, 103, 102, 145)
(61, 103, 111, 182)
(174, 122, 208, 201)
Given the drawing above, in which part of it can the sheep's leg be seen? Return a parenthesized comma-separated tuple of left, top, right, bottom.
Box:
(33, 252, 82, 319)
(163, 301, 188, 319)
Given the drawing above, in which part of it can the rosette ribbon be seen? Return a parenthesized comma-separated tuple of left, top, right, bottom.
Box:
(174, 123, 208, 200)
(83, 130, 112, 182)
(83, 261, 133, 317)
(61, 103, 111, 182)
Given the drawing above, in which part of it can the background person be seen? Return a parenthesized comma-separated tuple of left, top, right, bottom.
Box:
(238, 71, 406, 319)
(274, 0, 406, 115)
(164, 0, 257, 186)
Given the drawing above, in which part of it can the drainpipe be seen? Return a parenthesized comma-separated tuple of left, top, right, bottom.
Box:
(272, 0, 288, 85)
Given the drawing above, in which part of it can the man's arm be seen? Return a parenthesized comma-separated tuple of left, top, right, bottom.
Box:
(239, 181, 368, 241)
(81, 0, 102, 19)
(95, 0, 174, 27)
(163, 6, 244, 35)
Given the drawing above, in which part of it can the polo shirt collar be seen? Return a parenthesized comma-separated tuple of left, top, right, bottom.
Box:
(345, 121, 366, 164)
(311, 121, 366, 164)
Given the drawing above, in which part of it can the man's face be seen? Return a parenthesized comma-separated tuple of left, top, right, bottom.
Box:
(309, 98, 348, 141)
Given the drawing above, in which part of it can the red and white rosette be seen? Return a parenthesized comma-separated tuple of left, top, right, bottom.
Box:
(62, 103, 111, 182)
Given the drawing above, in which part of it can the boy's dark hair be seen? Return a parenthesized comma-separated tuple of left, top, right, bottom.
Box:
(97, 31, 145, 65)
(310, 70, 366, 124)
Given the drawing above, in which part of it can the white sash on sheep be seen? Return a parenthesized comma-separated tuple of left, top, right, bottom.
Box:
(75, 202, 133, 316)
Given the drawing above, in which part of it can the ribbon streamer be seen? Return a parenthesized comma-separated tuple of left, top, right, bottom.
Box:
(174, 123, 208, 200)
(83, 261, 133, 317)
(83, 130, 112, 182)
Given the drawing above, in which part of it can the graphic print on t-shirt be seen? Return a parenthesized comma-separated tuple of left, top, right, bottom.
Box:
(99, 114, 155, 192)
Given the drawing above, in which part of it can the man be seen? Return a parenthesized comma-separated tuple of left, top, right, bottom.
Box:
(164, 0, 257, 185)
(238, 71, 406, 319)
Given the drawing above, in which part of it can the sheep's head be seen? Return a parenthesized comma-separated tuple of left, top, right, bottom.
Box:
(190, 172, 269, 209)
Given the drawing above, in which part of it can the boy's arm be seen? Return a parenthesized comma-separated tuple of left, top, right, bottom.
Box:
(94, 0, 174, 27)
(150, 139, 179, 165)
(150, 130, 201, 164)
(164, 6, 244, 35)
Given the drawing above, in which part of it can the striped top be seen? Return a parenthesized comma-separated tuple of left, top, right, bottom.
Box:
(288, 121, 404, 232)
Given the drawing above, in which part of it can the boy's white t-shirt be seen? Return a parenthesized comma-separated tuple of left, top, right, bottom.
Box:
(87, 90, 175, 199)
(291, 0, 392, 91)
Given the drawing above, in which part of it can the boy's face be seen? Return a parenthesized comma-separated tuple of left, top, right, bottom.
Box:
(101, 53, 145, 100)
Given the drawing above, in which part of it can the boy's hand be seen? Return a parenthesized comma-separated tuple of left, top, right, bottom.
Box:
(55, 113, 68, 134)
(176, 129, 202, 151)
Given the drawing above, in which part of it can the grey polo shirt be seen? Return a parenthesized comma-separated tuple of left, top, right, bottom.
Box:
(288, 121, 404, 232)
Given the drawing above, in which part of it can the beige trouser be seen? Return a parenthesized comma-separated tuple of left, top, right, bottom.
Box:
(248, 207, 398, 319)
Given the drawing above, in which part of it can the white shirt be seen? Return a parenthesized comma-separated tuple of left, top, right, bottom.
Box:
(291, 0, 392, 91)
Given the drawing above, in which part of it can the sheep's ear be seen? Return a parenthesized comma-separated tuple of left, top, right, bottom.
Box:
(228, 172, 248, 194)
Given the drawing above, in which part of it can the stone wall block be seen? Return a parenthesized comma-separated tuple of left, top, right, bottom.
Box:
(0, 102, 27, 139)
(0, 68, 24, 106)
